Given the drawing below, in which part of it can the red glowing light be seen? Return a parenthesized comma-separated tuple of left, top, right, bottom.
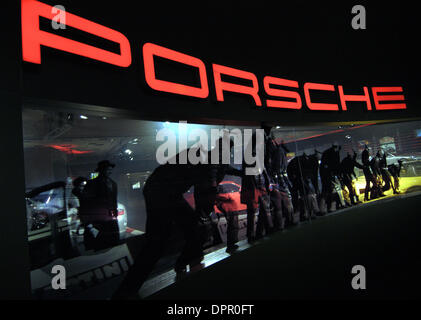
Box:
(281, 123, 375, 144)
(21, 0, 131, 67)
(303, 82, 339, 111)
(143, 43, 209, 98)
(372, 87, 406, 110)
(338, 86, 372, 111)
(264, 76, 302, 109)
(48, 144, 93, 155)
(212, 64, 262, 106)
(19, 1, 408, 114)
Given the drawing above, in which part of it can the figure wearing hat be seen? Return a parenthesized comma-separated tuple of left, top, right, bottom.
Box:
(78, 160, 119, 250)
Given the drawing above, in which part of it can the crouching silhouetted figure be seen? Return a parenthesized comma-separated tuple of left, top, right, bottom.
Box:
(388, 159, 403, 194)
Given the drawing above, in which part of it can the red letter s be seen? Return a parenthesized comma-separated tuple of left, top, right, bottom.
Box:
(264, 76, 302, 109)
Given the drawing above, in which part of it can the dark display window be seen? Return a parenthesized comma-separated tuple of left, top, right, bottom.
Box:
(22, 107, 421, 299)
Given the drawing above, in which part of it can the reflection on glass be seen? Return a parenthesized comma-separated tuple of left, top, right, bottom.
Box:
(22, 108, 421, 299)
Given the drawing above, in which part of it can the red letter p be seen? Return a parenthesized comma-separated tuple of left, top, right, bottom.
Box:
(21, 0, 131, 67)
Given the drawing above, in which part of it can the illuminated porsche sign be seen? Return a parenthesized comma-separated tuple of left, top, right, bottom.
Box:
(21, 0, 407, 111)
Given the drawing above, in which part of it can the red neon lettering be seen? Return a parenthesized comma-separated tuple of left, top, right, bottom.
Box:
(304, 82, 339, 111)
(263, 76, 302, 109)
(142, 43, 209, 99)
(212, 64, 262, 106)
(338, 86, 372, 111)
(21, 0, 131, 67)
(371, 87, 406, 110)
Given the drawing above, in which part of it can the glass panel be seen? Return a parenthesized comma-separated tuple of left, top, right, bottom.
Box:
(22, 107, 421, 299)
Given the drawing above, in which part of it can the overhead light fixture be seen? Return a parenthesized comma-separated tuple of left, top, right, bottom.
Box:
(124, 149, 133, 155)
(129, 138, 139, 144)
(276, 126, 281, 129)
(80, 115, 88, 120)
(102, 116, 107, 120)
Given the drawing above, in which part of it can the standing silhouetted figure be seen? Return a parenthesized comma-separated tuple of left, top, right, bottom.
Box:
(377, 151, 396, 193)
(340, 151, 363, 205)
(241, 126, 272, 243)
(301, 151, 321, 219)
(361, 145, 381, 201)
(214, 183, 241, 253)
(264, 128, 294, 230)
(320, 144, 342, 212)
(112, 138, 238, 299)
(77, 160, 119, 251)
(286, 150, 321, 221)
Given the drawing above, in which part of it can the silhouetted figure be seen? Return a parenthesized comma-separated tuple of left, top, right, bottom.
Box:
(69, 177, 87, 212)
(301, 151, 321, 219)
(286, 150, 321, 221)
(194, 141, 242, 253)
(370, 151, 386, 198)
(361, 145, 381, 201)
(68, 177, 88, 237)
(214, 184, 240, 253)
(377, 151, 396, 193)
(307, 150, 322, 198)
(270, 138, 295, 229)
(286, 155, 301, 221)
(263, 127, 294, 230)
(388, 160, 403, 194)
(340, 151, 363, 205)
(320, 143, 343, 213)
(370, 152, 381, 177)
(241, 127, 272, 243)
(112, 138, 238, 299)
(77, 160, 119, 251)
